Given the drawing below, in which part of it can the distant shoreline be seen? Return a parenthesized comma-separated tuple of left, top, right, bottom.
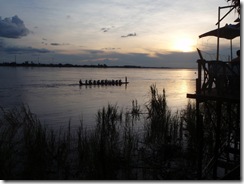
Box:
(0, 62, 196, 69)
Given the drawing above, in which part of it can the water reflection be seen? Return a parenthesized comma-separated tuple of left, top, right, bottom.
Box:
(0, 67, 197, 129)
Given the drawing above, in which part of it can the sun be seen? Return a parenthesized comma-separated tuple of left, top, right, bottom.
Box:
(172, 38, 195, 52)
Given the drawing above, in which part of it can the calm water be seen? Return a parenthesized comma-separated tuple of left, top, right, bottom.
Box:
(0, 67, 197, 130)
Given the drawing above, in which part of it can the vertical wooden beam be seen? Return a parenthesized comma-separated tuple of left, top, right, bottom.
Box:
(213, 100, 222, 179)
(230, 39, 233, 60)
(217, 7, 220, 61)
(196, 79, 199, 94)
(197, 60, 202, 94)
(224, 103, 231, 175)
(234, 103, 240, 161)
(196, 100, 203, 179)
(215, 5, 235, 61)
(196, 59, 203, 179)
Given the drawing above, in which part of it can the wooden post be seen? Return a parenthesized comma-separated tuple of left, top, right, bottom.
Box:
(196, 100, 203, 179)
(196, 79, 199, 94)
(197, 60, 202, 94)
(213, 100, 221, 179)
(230, 39, 233, 60)
(226, 103, 232, 174)
(196, 59, 203, 179)
(215, 5, 235, 61)
(234, 103, 240, 161)
(217, 7, 220, 61)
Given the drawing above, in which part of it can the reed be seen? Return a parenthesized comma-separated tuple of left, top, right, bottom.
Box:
(131, 100, 141, 121)
(180, 100, 198, 166)
(0, 105, 74, 179)
(0, 85, 211, 179)
(145, 84, 172, 145)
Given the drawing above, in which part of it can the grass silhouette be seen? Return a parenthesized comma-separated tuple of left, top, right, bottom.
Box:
(1, 84, 234, 180)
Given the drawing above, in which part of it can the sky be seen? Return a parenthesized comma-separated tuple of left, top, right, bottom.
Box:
(0, 0, 240, 68)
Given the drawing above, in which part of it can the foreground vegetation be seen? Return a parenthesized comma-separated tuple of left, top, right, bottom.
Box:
(0, 85, 235, 180)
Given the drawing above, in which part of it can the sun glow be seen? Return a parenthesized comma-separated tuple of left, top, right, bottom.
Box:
(172, 38, 195, 52)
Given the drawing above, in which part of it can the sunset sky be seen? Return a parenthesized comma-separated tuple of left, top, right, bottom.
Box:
(0, 0, 240, 68)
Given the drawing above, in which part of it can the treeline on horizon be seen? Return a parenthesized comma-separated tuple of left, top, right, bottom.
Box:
(0, 61, 171, 69)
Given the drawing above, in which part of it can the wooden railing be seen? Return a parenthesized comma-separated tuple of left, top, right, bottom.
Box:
(196, 59, 240, 97)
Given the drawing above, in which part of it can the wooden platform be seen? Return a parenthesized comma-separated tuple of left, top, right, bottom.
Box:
(187, 88, 240, 103)
(187, 59, 240, 103)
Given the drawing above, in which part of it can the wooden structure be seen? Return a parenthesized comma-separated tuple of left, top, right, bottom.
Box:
(187, 58, 240, 179)
(186, 4, 240, 179)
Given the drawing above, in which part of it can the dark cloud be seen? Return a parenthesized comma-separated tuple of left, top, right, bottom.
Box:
(42, 42, 48, 45)
(2, 46, 51, 54)
(121, 33, 137, 38)
(50, 42, 70, 46)
(50, 43, 60, 46)
(0, 44, 199, 68)
(69, 49, 198, 68)
(101, 27, 110, 32)
(101, 26, 115, 33)
(85, 49, 104, 55)
(113, 51, 198, 68)
(41, 38, 48, 45)
(0, 15, 30, 38)
(0, 39, 4, 47)
(102, 48, 121, 50)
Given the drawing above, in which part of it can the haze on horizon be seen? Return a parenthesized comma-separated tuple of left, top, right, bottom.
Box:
(0, 0, 240, 68)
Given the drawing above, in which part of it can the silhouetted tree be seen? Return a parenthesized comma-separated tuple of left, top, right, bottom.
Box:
(227, 0, 240, 15)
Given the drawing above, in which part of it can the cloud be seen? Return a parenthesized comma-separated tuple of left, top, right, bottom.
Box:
(0, 15, 30, 38)
(0, 39, 4, 47)
(64, 49, 198, 68)
(102, 48, 121, 50)
(81, 57, 118, 63)
(101, 27, 109, 32)
(0, 43, 198, 68)
(50, 43, 61, 46)
(50, 42, 70, 46)
(101, 26, 115, 32)
(2, 45, 51, 54)
(109, 51, 198, 68)
(121, 33, 137, 38)
(42, 48, 197, 68)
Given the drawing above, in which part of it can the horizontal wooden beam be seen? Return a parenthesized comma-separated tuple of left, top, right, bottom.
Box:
(187, 93, 240, 103)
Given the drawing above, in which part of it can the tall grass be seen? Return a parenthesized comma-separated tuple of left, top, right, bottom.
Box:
(0, 106, 73, 179)
(0, 85, 201, 179)
(145, 84, 172, 144)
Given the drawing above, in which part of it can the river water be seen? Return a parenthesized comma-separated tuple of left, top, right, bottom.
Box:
(0, 67, 197, 130)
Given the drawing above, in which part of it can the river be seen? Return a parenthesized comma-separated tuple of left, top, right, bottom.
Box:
(0, 66, 197, 130)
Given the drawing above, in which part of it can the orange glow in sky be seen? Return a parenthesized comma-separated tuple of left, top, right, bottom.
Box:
(172, 38, 196, 52)
(0, 0, 240, 67)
